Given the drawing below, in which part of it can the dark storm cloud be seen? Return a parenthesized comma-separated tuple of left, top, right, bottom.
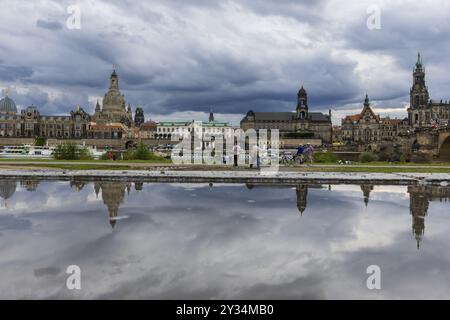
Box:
(36, 19, 63, 30)
(0, 64, 33, 82)
(1, 0, 450, 120)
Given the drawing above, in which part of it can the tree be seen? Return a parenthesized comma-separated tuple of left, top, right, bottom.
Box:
(34, 136, 47, 146)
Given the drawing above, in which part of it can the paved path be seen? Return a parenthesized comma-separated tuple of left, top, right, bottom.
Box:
(1, 168, 449, 185)
(1, 160, 450, 169)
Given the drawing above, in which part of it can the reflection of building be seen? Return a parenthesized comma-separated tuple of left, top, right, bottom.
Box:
(360, 184, 374, 206)
(244, 183, 322, 216)
(407, 185, 450, 249)
(20, 179, 39, 192)
(70, 180, 86, 192)
(134, 182, 143, 191)
(296, 185, 308, 215)
(0, 180, 16, 207)
(94, 181, 131, 228)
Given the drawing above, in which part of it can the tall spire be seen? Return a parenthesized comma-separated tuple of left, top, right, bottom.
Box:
(109, 69, 119, 90)
(364, 93, 370, 107)
(415, 52, 422, 69)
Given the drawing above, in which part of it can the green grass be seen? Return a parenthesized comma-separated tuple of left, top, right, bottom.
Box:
(0, 158, 171, 164)
(292, 166, 450, 173)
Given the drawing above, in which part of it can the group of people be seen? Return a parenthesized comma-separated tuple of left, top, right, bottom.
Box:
(229, 143, 315, 168)
(295, 143, 314, 165)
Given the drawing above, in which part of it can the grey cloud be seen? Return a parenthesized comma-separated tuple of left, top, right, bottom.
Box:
(0, 0, 450, 119)
(36, 19, 63, 30)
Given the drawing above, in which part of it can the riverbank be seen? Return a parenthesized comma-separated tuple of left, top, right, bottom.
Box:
(2, 160, 450, 173)
(1, 168, 449, 185)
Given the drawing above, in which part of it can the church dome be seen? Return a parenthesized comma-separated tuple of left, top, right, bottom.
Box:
(0, 96, 17, 114)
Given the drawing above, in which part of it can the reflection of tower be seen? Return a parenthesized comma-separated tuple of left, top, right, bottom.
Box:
(360, 184, 374, 206)
(0, 180, 16, 208)
(70, 180, 86, 192)
(20, 179, 39, 192)
(408, 186, 429, 250)
(296, 185, 308, 215)
(94, 182, 127, 228)
(134, 182, 143, 191)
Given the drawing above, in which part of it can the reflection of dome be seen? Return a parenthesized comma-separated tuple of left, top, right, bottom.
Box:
(0, 95, 17, 114)
(0, 180, 17, 207)
(95, 182, 127, 228)
(360, 184, 373, 207)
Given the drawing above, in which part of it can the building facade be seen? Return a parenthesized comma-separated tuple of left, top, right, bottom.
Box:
(341, 94, 409, 144)
(155, 113, 234, 140)
(0, 70, 141, 141)
(408, 53, 450, 128)
(240, 86, 332, 143)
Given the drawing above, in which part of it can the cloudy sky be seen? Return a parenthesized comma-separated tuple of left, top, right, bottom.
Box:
(1, 0, 450, 125)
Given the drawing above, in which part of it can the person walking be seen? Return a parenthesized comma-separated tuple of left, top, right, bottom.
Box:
(296, 144, 304, 165)
(305, 144, 314, 165)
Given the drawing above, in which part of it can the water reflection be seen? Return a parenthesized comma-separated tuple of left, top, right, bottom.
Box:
(1, 179, 450, 249)
(1, 178, 450, 298)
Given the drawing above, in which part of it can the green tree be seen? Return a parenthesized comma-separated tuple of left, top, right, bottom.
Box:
(359, 151, 378, 163)
(53, 142, 93, 160)
(34, 136, 47, 146)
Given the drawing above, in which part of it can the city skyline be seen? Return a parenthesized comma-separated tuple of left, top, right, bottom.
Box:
(2, 1, 450, 125)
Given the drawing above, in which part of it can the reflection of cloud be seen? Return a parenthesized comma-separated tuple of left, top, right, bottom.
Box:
(0, 181, 450, 299)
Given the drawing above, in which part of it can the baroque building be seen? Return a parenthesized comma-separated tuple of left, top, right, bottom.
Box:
(0, 70, 142, 140)
(341, 94, 409, 145)
(240, 86, 332, 143)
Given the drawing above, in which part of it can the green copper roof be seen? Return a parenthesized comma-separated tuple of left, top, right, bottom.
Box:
(416, 52, 422, 68)
(0, 96, 17, 113)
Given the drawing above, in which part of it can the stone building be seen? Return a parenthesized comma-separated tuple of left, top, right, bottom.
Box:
(408, 53, 450, 128)
(0, 70, 141, 141)
(155, 113, 233, 140)
(134, 107, 145, 127)
(139, 121, 157, 139)
(341, 94, 407, 145)
(93, 70, 133, 126)
(240, 86, 332, 143)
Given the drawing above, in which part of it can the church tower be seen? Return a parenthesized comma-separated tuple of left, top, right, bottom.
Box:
(296, 86, 308, 120)
(296, 185, 308, 216)
(134, 107, 145, 127)
(99, 69, 128, 124)
(409, 53, 430, 126)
